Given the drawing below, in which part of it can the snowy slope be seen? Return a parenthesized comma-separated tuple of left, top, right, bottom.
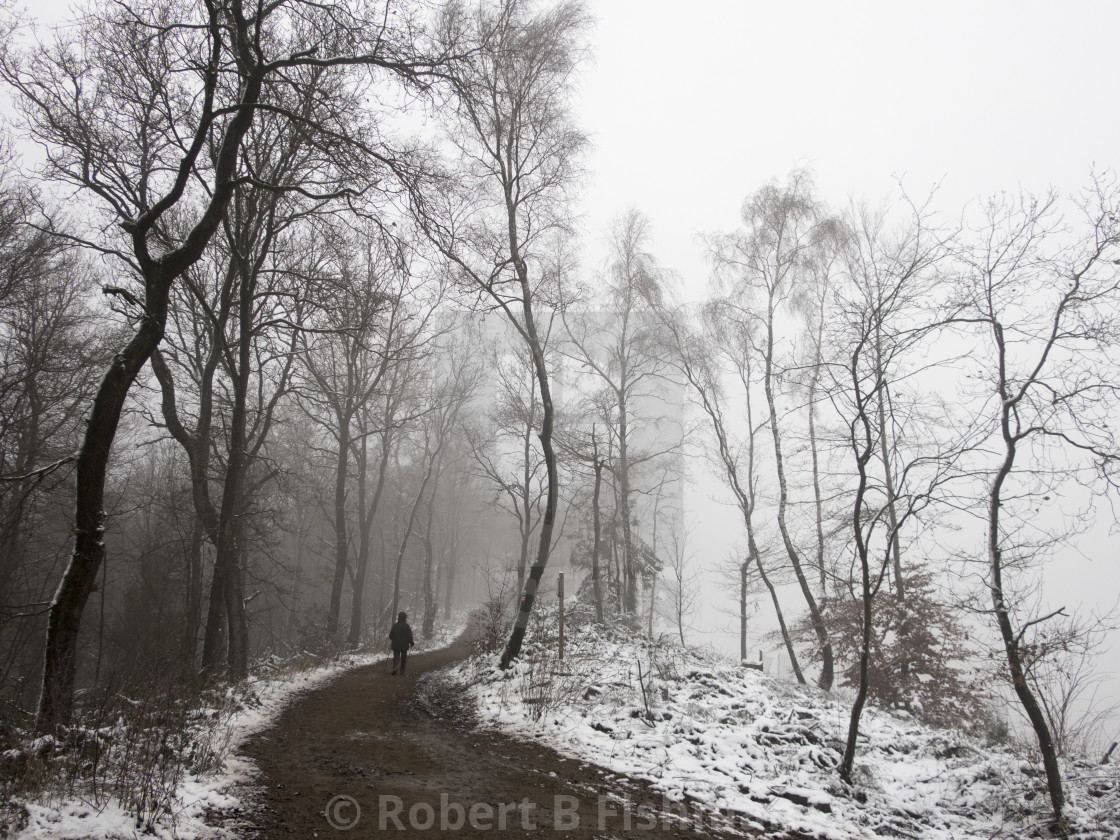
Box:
(445, 610, 1120, 839)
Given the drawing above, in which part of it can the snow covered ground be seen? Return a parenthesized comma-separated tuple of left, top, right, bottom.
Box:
(9, 611, 1116, 839)
(7, 622, 463, 840)
(444, 608, 1120, 840)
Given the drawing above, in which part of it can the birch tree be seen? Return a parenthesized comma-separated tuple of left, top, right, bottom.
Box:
(420, 0, 588, 666)
(653, 299, 804, 677)
(561, 209, 676, 617)
(707, 171, 839, 690)
(950, 181, 1120, 832)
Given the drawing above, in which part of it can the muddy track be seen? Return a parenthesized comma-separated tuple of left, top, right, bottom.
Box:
(217, 634, 796, 839)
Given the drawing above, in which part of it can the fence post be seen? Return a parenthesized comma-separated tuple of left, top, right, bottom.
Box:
(558, 572, 565, 662)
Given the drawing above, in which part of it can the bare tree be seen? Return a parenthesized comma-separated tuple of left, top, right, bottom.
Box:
(149, 269, 223, 667)
(150, 62, 391, 672)
(950, 180, 1120, 832)
(830, 193, 960, 702)
(418, 334, 481, 636)
(298, 229, 438, 645)
(436, 440, 482, 621)
(0, 202, 99, 583)
(829, 210, 963, 782)
(561, 209, 677, 617)
(0, 165, 106, 711)
(418, 0, 588, 666)
(264, 411, 332, 651)
(707, 170, 838, 691)
(551, 402, 609, 623)
(653, 298, 805, 679)
(1007, 607, 1119, 761)
(587, 428, 606, 624)
(658, 520, 698, 646)
(793, 227, 841, 596)
(2, 0, 453, 729)
(154, 123, 339, 676)
(389, 418, 443, 626)
(348, 351, 424, 647)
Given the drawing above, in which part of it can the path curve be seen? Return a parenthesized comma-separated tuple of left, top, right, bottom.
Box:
(223, 633, 778, 839)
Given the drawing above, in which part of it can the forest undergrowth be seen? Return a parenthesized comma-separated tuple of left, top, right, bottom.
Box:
(0, 647, 372, 837)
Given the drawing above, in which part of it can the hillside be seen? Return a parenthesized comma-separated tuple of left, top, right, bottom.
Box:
(444, 605, 1120, 839)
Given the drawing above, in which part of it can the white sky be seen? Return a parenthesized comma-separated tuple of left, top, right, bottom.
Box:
(573, 0, 1120, 292)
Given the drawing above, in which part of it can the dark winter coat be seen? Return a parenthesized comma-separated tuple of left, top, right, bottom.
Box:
(389, 620, 414, 652)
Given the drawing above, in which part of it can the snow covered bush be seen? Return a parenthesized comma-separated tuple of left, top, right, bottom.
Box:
(467, 590, 515, 656)
(0, 676, 240, 834)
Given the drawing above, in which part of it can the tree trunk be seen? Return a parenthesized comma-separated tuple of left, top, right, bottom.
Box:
(37, 274, 171, 729)
(349, 435, 370, 645)
(841, 356, 876, 782)
(807, 328, 827, 595)
(990, 391, 1066, 830)
(327, 417, 351, 642)
(764, 305, 833, 691)
(873, 325, 908, 681)
(183, 519, 204, 672)
(152, 332, 224, 676)
(739, 561, 748, 663)
(222, 500, 249, 677)
(441, 478, 459, 619)
(283, 510, 308, 647)
(348, 424, 393, 647)
(499, 256, 558, 668)
(617, 400, 636, 614)
(421, 509, 436, 638)
(516, 391, 536, 595)
(346, 431, 381, 646)
(610, 507, 622, 612)
(421, 453, 443, 638)
(840, 553, 873, 782)
(750, 536, 805, 684)
(591, 449, 604, 624)
(213, 259, 254, 679)
(390, 447, 438, 624)
(35, 28, 268, 725)
(875, 390, 904, 598)
(200, 546, 227, 672)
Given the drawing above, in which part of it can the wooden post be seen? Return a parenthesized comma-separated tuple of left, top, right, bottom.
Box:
(557, 572, 565, 662)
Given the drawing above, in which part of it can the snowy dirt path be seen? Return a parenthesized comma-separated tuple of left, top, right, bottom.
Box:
(218, 634, 792, 839)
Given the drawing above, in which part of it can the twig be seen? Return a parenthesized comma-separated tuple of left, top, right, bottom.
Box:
(0, 456, 77, 483)
(1, 600, 53, 619)
(1014, 607, 1068, 647)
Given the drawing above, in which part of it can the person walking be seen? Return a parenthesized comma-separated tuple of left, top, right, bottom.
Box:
(389, 611, 414, 675)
